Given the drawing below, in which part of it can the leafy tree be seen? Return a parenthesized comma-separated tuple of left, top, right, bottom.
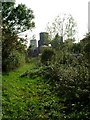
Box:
(2, 2, 35, 34)
(2, 2, 35, 71)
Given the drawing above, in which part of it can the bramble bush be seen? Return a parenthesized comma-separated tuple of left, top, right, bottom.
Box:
(39, 39, 90, 119)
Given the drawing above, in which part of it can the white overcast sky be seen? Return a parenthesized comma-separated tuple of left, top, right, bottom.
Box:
(16, 0, 89, 41)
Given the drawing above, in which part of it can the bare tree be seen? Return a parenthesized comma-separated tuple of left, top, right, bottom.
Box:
(46, 14, 77, 41)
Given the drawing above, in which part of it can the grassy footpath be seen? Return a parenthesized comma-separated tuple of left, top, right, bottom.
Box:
(2, 60, 61, 120)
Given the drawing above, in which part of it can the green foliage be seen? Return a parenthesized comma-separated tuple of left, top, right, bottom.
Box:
(2, 2, 35, 33)
(40, 52, 90, 119)
(72, 43, 81, 53)
(2, 4, 90, 119)
(2, 51, 90, 120)
(41, 48, 55, 65)
(2, 2, 35, 72)
(3, 50, 25, 72)
(38, 34, 90, 119)
(51, 33, 63, 49)
(2, 62, 62, 120)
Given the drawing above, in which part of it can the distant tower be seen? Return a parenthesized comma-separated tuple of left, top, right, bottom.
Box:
(88, 1, 90, 32)
(39, 32, 49, 45)
(30, 39, 37, 48)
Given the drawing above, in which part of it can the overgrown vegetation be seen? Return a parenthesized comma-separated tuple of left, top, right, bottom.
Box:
(38, 33, 90, 119)
(41, 47, 55, 65)
(2, 1, 90, 120)
(2, 2, 35, 72)
(2, 60, 62, 120)
(3, 34, 90, 119)
(18, 33, 90, 119)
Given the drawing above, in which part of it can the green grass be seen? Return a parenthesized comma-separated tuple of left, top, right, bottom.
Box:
(2, 59, 62, 120)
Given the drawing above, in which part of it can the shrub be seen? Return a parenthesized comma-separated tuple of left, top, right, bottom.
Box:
(41, 48, 55, 65)
(40, 51, 90, 119)
(2, 50, 25, 72)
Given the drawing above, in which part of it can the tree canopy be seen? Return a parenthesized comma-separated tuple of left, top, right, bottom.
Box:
(2, 2, 35, 71)
(2, 2, 35, 34)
